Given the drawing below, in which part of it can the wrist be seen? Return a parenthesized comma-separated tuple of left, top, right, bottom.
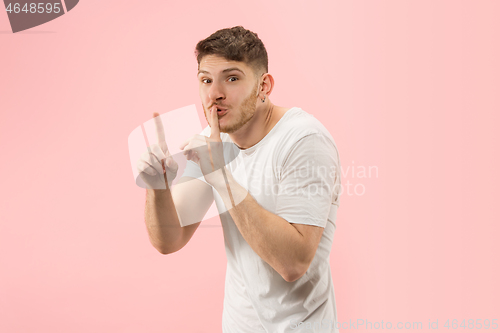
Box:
(148, 185, 172, 197)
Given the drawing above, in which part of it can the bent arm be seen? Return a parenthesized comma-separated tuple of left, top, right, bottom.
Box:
(213, 175, 324, 282)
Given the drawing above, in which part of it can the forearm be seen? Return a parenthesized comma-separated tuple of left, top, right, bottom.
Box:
(144, 188, 183, 254)
(213, 169, 309, 281)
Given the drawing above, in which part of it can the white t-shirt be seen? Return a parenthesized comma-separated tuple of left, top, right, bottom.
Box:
(181, 107, 341, 333)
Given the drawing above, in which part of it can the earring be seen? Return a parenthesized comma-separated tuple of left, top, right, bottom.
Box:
(261, 96, 266, 103)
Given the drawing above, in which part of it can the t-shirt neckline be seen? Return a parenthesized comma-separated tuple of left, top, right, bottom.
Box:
(234, 106, 298, 155)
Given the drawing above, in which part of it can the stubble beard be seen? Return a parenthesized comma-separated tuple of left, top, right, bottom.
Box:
(205, 82, 259, 134)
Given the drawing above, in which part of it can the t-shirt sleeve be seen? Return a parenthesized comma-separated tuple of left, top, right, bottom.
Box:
(275, 133, 341, 228)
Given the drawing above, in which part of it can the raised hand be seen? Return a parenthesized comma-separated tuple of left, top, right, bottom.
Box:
(179, 105, 226, 188)
(137, 112, 179, 190)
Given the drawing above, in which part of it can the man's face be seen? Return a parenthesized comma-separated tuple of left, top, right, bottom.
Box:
(198, 55, 260, 134)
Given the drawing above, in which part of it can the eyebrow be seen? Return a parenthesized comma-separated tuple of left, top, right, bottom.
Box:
(197, 67, 246, 76)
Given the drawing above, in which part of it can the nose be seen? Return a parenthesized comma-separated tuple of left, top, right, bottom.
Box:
(208, 80, 225, 103)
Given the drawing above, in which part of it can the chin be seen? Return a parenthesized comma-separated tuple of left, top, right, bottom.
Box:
(219, 127, 234, 134)
(217, 118, 234, 134)
(219, 124, 238, 134)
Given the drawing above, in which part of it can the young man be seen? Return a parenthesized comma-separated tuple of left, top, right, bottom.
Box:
(137, 26, 341, 333)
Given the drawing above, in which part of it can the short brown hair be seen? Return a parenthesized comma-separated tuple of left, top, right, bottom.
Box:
(195, 26, 268, 78)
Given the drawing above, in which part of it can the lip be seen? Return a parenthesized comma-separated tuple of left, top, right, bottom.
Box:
(213, 105, 228, 111)
(217, 109, 228, 116)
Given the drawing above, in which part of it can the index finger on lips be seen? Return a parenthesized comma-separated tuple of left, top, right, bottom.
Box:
(210, 105, 220, 139)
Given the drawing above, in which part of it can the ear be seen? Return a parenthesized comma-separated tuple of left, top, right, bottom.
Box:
(258, 73, 275, 100)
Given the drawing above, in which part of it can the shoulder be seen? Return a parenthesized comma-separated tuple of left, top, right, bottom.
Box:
(271, 107, 340, 167)
(276, 107, 336, 148)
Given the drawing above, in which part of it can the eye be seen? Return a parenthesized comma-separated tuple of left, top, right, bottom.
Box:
(228, 77, 238, 82)
(201, 78, 212, 84)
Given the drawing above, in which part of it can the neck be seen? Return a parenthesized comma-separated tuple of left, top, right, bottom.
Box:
(229, 102, 278, 150)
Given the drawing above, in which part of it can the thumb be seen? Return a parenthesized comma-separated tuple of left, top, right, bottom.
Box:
(165, 155, 177, 169)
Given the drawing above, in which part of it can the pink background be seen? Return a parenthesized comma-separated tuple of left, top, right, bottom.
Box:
(1, 1, 499, 332)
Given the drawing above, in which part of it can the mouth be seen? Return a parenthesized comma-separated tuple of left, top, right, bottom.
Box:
(214, 106, 228, 116)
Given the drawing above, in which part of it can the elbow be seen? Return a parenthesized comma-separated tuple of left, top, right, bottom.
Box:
(150, 239, 171, 255)
(153, 242, 181, 255)
(282, 262, 310, 283)
(150, 235, 185, 255)
(282, 269, 306, 283)
(156, 244, 183, 255)
(154, 244, 171, 255)
(157, 247, 172, 255)
(283, 273, 302, 283)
